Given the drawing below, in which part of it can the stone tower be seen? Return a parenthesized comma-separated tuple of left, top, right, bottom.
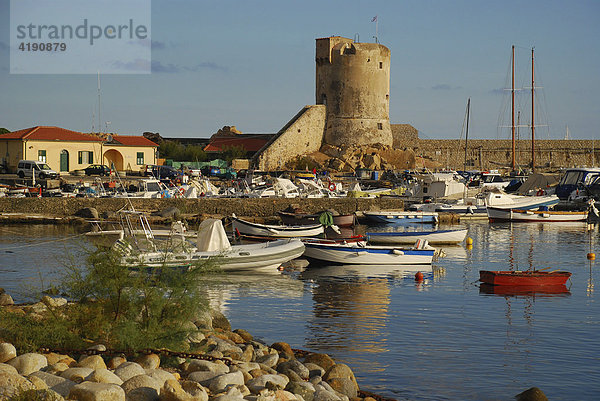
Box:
(316, 36, 392, 147)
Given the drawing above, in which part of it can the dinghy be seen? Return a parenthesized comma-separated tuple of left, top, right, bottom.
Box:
(231, 215, 324, 238)
(366, 228, 468, 245)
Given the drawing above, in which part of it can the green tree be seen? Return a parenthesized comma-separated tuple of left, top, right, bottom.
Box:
(0, 127, 10, 135)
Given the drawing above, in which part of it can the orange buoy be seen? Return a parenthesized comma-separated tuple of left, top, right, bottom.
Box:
(588, 253, 596, 260)
(466, 237, 473, 245)
(415, 271, 424, 282)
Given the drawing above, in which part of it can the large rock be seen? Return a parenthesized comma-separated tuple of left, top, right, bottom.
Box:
(77, 355, 107, 370)
(277, 359, 309, 380)
(41, 295, 67, 308)
(0, 362, 19, 375)
(29, 371, 77, 397)
(208, 371, 245, 393)
(113, 361, 146, 382)
(323, 363, 357, 388)
(60, 367, 94, 383)
(303, 353, 335, 371)
(68, 381, 125, 401)
(145, 369, 176, 386)
(0, 292, 14, 306)
(0, 342, 17, 363)
(256, 353, 279, 368)
(136, 353, 161, 370)
(271, 342, 294, 360)
(187, 371, 223, 387)
(232, 329, 253, 343)
(246, 374, 289, 394)
(160, 379, 206, 401)
(327, 378, 358, 399)
(7, 352, 48, 375)
(0, 371, 35, 399)
(210, 309, 231, 331)
(516, 387, 549, 401)
(86, 368, 124, 385)
(121, 374, 161, 395)
(181, 380, 209, 401)
(286, 381, 316, 401)
(185, 359, 229, 375)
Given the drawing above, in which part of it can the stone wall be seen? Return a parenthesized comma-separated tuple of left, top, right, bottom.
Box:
(394, 136, 599, 171)
(254, 105, 326, 170)
(0, 197, 403, 219)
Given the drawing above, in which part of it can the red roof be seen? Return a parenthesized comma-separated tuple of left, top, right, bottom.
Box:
(204, 136, 270, 153)
(111, 135, 158, 147)
(1, 126, 103, 142)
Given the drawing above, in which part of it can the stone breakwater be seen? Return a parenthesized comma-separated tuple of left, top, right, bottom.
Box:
(0, 292, 383, 401)
(0, 197, 404, 221)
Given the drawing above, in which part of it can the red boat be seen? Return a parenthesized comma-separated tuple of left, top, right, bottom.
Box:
(479, 283, 570, 296)
(479, 270, 572, 286)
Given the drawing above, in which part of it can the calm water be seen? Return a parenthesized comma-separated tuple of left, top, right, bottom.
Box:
(1, 221, 599, 400)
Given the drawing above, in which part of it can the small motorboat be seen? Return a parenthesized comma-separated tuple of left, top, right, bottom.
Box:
(363, 210, 439, 225)
(366, 228, 468, 245)
(116, 219, 305, 271)
(231, 215, 324, 238)
(479, 269, 572, 286)
(303, 239, 435, 265)
(487, 206, 588, 222)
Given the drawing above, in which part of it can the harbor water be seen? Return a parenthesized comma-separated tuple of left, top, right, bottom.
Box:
(1, 221, 599, 400)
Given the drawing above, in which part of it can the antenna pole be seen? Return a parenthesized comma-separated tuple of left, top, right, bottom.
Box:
(97, 71, 101, 134)
(511, 45, 516, 172)
(531, 48, 535, 173)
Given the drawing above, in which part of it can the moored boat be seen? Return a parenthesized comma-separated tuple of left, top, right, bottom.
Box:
(366, 228, 468, 245)
(278, 210, 356, 227)
(479, 269, 572, 286)
(487, 206, 588, 222)
(363, 210, 439, 225)
(231, 215, 324, 238)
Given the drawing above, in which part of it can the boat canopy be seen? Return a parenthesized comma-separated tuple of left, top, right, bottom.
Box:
(196, 219, 232, 252)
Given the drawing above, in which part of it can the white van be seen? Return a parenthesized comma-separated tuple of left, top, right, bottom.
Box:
(16, 160, 59, 179)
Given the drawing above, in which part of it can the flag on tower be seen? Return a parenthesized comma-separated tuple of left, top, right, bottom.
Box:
(371, 15, 378, 22)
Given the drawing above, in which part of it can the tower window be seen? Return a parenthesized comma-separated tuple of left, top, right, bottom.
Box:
(377, 123, 383, 130)
(379, 62, 383, 69)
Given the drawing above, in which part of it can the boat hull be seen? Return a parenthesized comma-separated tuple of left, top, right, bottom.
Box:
(363, 211, 439, 225)
(303, 242, 434, 265)
(487, 207, 588, 222)
(479, 270, 571, 286)
(232, 217, 324, 238)
(278, 211, 356, 227)
(366, 229, 468, 245)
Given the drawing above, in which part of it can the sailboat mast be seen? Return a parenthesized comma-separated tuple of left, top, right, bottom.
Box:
(463, 98, 470, 173)
(531, 48, 535, 173)
(511, 45, 516, 171)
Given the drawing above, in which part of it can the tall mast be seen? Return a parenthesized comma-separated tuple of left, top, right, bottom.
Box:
(511, 45, 516, 171)
(531, 48, 535, 173)
(97, 71, 101, 134)
(463, 98, 470, 173)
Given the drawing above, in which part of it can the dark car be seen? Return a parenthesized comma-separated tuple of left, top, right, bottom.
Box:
(150, 165, 180, 180)
(84, 164, 111, 176)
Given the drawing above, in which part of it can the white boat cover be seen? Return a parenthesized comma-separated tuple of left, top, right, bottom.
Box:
(196, 219, 232, 252)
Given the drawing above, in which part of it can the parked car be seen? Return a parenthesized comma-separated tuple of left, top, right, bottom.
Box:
(146, 165, 180, 180)
(84, 164, 111, 176)
(16, 160, 59, 179)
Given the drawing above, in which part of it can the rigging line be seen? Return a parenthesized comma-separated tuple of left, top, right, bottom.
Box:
(0, 233, 87, 251)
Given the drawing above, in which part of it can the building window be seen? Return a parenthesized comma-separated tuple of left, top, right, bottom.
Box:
(136, 152, 144, 165)
(377, 123, 383, 130)
(38, 150, 46, 163)
(379, 61, 383, 69)
(78, 151, 93, 164)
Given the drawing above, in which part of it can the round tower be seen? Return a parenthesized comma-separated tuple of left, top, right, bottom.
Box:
(316, 37, 392, 147)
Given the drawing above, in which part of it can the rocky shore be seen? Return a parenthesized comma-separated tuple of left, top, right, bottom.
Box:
(0, 289, 387, 401)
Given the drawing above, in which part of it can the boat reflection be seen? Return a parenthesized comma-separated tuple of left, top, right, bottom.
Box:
(301, 263, 433, 281)
(479, 283, 571, 297)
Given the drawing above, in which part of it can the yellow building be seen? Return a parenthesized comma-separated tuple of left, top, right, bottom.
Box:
(0, 126, 158, 174)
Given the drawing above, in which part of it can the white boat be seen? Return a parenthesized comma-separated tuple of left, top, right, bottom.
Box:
(484, 191, 559, 210)
(231, 215, 324, 238)
(487, 206, 588, 222)
(366, 228, 468, 245)
(363, 210, 439, 225)
(85, 220, 196, 247)
(302, 239, 435, 265)
(116, 219, 305, 271)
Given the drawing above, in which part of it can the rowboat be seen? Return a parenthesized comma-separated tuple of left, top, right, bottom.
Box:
(117, 219, 305, 271)
(487, 206, 588, 222)
(366, 228, 468, 245)
(363, 210, 439, 225)
(303, 240, 435, 265)
(231, 215, 324, 238)
(278, 210, 356, 227)
(479, 270, 572, 286)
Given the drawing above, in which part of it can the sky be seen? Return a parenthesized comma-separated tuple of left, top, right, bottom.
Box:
(0, 0, 599, 140)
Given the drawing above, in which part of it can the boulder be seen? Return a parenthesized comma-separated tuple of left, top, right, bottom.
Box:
(0, 292, 15, 306)
(113, 361, 146, 382)
(145, 369, 176, 386)
(208, 371, 245, 393)
(323, 363, 358, 389)
(29, 371, 77, 397)
(7, 352, 48, 375)
(44, 352, 71, 366)
(256, 353, 279, 368)
(68, 381, 125, 401)
(0, 342, 17, 363)
(277, 359, 309, 380)
(246, 373, 289, 394)
(181, 380, 209, 400)
(77, 355, 107, 370)
(135, 353, 161, 370)
(304, 353, 335, 372)
(286, 381, 316, 401)
(187, 371, 222, 387)
(121, 374, 161, 394)
(210, 309, 231, 331)
(515, 387, 549, 401)
(60, 367, 94, 383)
(86, 368, 124, 385)
(271, 342, 294, 360)
(185, 359, 229, 375)
(41, 295, 67, 308)
(326, 378, 358, 399)
(160, 379, 201, 401)
(75, 207, 99, 219)
(0, 362, 19, 375)
(107, 356, 127, 370)
(0, 371, 35, 399)
(46, 362, 70, 375)
(313, 386, 343, 401)
(304, 362, 325, 378)
(233, 329, 253, 342)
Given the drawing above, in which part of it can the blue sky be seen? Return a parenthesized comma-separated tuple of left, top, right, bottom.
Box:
(1, 0, 599, 140)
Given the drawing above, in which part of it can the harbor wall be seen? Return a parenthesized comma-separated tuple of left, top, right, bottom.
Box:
(0, 197, 404, 219)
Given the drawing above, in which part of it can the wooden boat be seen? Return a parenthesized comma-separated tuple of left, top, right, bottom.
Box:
(303, 239, 435, 265)
(231, 215, 324, 238)
(278, 210, 356, 227)
(363, 210, 439, 225)
(366, 228, 468, 245)
(487, 206, 588, 222)
(479, 269, 572, 286)
(117, 219, 305, 271)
